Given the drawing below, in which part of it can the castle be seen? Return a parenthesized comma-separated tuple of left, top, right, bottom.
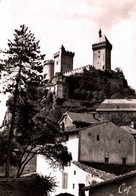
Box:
(44, 29, 112, 98)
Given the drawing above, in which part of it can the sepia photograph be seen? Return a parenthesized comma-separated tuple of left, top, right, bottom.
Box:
(0, 0, 136, 195)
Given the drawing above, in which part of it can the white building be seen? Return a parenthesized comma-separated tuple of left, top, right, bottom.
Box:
(37, 154, 115, 196)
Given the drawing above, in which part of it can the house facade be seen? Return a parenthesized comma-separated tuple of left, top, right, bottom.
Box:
(79, 121, 136, 165)
(36, 155, 115, 196)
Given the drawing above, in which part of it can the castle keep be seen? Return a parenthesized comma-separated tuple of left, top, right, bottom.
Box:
(92, 29, 112, 71)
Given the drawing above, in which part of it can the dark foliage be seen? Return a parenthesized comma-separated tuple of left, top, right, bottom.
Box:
(66, 67, 136, 102)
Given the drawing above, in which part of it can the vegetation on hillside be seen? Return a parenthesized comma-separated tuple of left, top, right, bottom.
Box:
(66, 66, 136, 101)
(43, 66, 136, 121)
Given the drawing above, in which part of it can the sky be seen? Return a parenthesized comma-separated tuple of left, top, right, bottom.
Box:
(0, 0, 136, 123)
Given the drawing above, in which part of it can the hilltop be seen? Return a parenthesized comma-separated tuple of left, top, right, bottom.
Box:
(44, 66, 136, 121)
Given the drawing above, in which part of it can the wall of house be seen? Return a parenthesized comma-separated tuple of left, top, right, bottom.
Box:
(63, 163, 102, 196)
(66, 138, 79, 161)
(79, 122, 136, 165)
(36, 155, 102, 196)
(87, 174, 136, 196)
(61, 115, 76, 131)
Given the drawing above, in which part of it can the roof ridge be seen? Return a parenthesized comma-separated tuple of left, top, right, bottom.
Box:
(72, 161, 116, 180)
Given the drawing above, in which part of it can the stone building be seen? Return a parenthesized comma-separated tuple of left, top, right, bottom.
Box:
(96, 99, 136, 122)
(59, 112, 136, 166)
(92, 29, 112, 71)
(79, 121, 136, 166)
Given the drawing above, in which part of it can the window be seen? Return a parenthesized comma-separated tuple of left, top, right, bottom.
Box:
(65, 116, 68, 123)
(105, 157, 109, 164)
(73, 184, 75, 189)
(97, 135, 100, 141)
(122, 158, 126, 165)
(74, 170, 76, 175)
(56, 61, 58, 65)
(62, 173, 68, 189)
(98, 55, 100, 58)
(61, 122, 64, 132)
(118, 140, 121, 143)
(66, 134, 69, 141)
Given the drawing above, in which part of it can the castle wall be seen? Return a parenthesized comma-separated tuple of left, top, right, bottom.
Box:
(64, 65, 91, 76)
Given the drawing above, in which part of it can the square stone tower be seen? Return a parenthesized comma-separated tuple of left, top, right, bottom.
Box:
(92, 29, 112, 71)
(54, 45, 75, 75)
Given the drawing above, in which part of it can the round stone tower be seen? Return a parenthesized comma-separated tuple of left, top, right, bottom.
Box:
(43, 60, 54, 81)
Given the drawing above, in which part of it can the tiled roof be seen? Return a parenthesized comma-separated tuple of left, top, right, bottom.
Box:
(67, 112, 102, 124)
(83, 170, 136, 191)
(64, 121, 110, 133)
(72, 161, 116, 181)
(97, 99, 136, 111)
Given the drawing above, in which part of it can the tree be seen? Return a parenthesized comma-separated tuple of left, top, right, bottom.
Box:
(1, 24, 71, 177)
(2, 24, 45, 177)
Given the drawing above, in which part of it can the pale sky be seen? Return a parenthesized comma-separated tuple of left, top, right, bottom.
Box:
(0, 0, 136, 124)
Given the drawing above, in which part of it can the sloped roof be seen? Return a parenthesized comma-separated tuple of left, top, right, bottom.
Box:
(93, 35, 111, 45)
(97, 99, 136, 111)
(72, 161, 116, 181)
(59, 112, 102, 124)
(83, 170, 136, 191)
